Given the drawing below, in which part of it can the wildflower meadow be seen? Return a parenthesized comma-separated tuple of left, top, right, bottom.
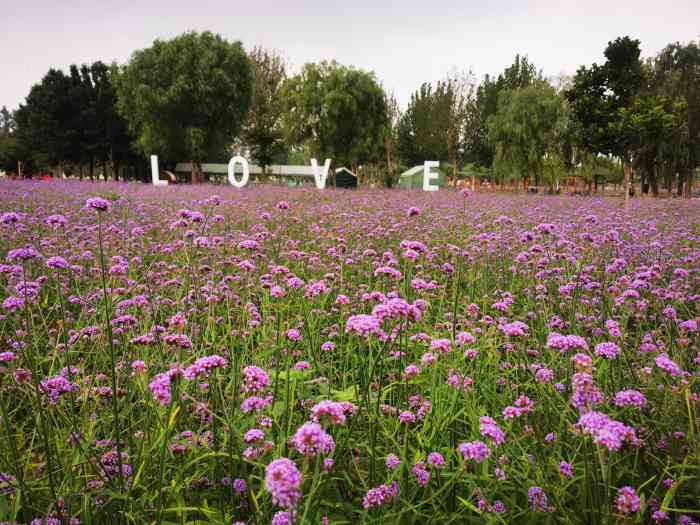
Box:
(0, 179, 698, 525)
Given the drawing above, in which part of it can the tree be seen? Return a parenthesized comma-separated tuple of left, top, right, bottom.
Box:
(651, 40, 700, 197)
(566, 36, 645, 203)
(0, 109, 31, 176)
(95, 63, 135, 180)
(397, 73, 474, 183)
(115, 31, 253, 183)
(468, 55, 542, 167)
(0, 107, 13, 135)
(14, 68, 81, 175)
(69, 64, 100, 177)
(445, 70, 475, 183)
(281, 61, 388, 170)
(487, 81, 569, 191)
(243, 47, 287, 172)
(68, 62, 134, 180)
(617, 94, 679, 196)
(397, 82, 450, 167)
(382, 91, 401, 187)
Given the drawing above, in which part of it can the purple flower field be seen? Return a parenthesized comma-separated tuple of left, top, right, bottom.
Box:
(0, 180, 699, 524)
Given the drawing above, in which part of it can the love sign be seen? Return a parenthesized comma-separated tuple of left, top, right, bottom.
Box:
(151, 155, 440, 191)
(151, 155, 332, 189)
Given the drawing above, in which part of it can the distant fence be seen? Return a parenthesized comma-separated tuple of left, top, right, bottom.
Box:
(174, 163, 321, 178)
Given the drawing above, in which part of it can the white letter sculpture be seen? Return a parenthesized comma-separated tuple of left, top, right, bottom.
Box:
(311, 158, 332, 189)
(228, 156, 250, 188)
(151, 155, 168, 186)
(423, 160, 440, 192)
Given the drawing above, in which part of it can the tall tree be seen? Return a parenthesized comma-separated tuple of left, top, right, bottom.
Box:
(14, 69, 80, 175)
(95, 62, 135, 180)
(397, 82, 451, 167)
(0, 108, 30, 176)
(243, 47, 287, 172)
(70, 64, 100, 177)
(617, 93, 679, 196)
(382, 91, 401, 187)
(651, 40, 700, 197)
(0, 106, 13, 135)
(468, 55, 541, 167)
(566, 36, 645, 202)
(115, 31, 253, 183)
(445, 70, 475, 183)
(487, 81, 569, 191)
(281, 61, 388, 170)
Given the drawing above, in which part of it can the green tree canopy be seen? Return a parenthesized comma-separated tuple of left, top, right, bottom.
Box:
(242, 47, 287, 171)
(281, 61, 388, 167)
(566, 37, 644, 159)
(115, 31, 253, 182)
(566, 36, 645, 200)
(487, 81, 569, 190)
(14, 68, 80, 172)
(397, 82, 451, 167)
(467, 54, 542, 167)
(0, 108, 31, 175)
(0, 107, 13, 135)
(650, 40, 700, 196)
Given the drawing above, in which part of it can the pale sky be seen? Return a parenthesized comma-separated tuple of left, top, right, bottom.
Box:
(1, 0, 699, 112)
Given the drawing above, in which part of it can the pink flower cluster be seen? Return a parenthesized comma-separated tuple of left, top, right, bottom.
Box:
(502, 395, 534, 420)
(40, 375, 79, 405)
(547, 332, 589, 353)
(242, 366, 270, 392)
(345, 314, 383, 338)
(458, 440, 491, 463)
(183, 355, 227, 380)
(499, 321, 529, 338)
(265, 458, 301, 509)
(310, 400, 357, 426)
(290, 422, 335, 456)
(576, 411, 638, 451)
(479, 416, 505, 445)
(148, 367, 182, 406)
(362, 481, 399, 509)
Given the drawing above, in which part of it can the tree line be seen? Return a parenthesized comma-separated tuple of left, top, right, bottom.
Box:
(0, 31, 698, 196)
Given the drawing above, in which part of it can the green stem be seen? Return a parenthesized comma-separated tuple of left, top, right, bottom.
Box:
(97, 214, 125, 494)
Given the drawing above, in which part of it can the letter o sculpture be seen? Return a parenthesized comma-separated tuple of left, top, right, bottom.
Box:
(228, 156, 250, 188)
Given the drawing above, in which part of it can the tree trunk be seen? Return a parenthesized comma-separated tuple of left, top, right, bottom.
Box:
(623, 161, 632, 205)
(650, 165, 659, 197)
(677, 168, 685, 197)
(191, 161, 202, 184)
(650, 176, 659, 197)
(385, 137, 394, 188)
(683, 166, 694, 199)
(112, 158, 121, 182)
(89, 157, 95, 181)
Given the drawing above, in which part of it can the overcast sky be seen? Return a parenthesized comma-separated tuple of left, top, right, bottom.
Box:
(2, 0, 699, 111)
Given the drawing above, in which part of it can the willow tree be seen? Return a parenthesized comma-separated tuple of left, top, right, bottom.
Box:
(487, 81, 569, 191)
(281, 61, 388, 174)
(243, 47, 287, 173)
(115, 31, 253, 183)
